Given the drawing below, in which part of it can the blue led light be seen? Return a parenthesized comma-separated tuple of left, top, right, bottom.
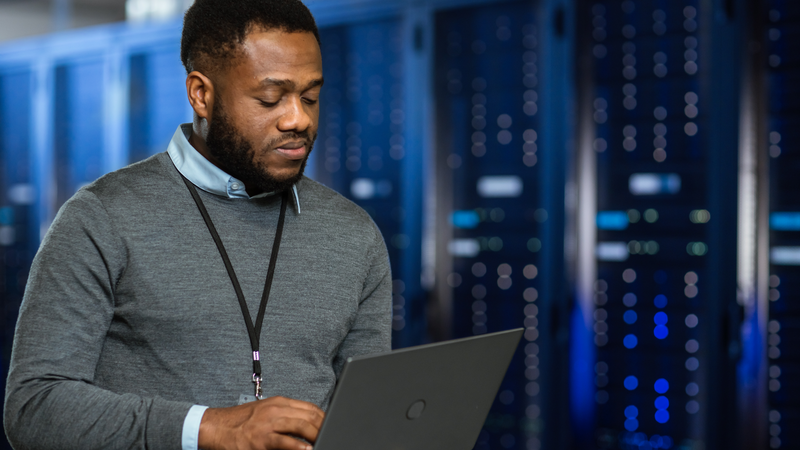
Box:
(451, 210, 480, 229)
(654, 378, 669, 393)
(654, 311, 668, 325)
(624, 376, 638, 390)
(624, 405, 638, 418)
(654, 294, 667, 308)
(597, 211, 629, 230)
(654, 325, 669, 339)
(770, 212, 800, 230)
(624, 418, 639, 431)
(662, 436, 673, 448)
(655, 396, 669, 409)
(623, 310, 638, 324)
(655, 409, 670, 423)
(623, 334, 638, 348)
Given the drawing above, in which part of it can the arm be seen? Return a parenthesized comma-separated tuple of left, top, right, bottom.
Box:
(3, 190, 192, 450)
(333, 220, 393, 377)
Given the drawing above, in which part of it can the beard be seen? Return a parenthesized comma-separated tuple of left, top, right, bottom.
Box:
(205, 102, 315, 195)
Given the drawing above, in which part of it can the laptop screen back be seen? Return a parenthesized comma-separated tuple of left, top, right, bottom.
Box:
(315, 328, 523, 450)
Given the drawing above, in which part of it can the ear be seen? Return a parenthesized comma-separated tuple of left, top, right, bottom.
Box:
(186, 71, 215, 122)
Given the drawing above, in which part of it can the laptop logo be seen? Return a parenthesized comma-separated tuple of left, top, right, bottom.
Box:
(406, 400, 426, 420)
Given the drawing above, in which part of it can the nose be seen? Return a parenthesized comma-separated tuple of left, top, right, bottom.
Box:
(277, 95, 312, 133)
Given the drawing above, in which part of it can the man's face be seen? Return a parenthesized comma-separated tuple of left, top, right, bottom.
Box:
(205, 29, 323, 193)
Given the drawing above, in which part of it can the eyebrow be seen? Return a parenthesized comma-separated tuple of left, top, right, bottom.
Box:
(259, 77, 325, 91)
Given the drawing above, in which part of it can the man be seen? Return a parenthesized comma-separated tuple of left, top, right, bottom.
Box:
(3, 1, 392, 449)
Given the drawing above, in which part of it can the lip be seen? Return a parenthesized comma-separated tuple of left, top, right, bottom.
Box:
(275, 143, 307, 160)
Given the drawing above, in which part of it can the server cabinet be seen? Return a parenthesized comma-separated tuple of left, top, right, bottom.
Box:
(128, 44, 190, 163)
(0, 70, 35, 450)
(766, 1, 800, 449)
(434, 2, 560, 449)
(313, 18, 427, 349)
(579, 0, 741, 449)
(53, 58, 106, 208)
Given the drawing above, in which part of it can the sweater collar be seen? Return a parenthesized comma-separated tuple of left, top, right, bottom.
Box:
(167, 124, 300, 213)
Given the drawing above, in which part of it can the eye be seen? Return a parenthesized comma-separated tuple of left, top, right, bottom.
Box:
(259, 100, 278, 108)
(302, 97, 319, 105)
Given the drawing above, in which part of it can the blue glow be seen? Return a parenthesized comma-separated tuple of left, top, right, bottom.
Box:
(624, 376, 639, 390)
(624, 405, 638, 418)
(663, 436, 673, 448)
(654, 325, 669, 339)
(654, 294, 667, 308)
(655, 410, 670, 423)
(623, 310, 638, 324)
(654, 378, 669, 393)
(597, 211, 629, 230)
(568, 305, 595, 432)
(624, 418, 639, 431)
(650, 435, 664, 448)
(770, 212, 800, 230)
(655, 396, 669, 409)
(451, 210, 480, 229)
(0, 207, 12, 225)
(623, 334, 638, 348)
(654, 311, 668, 325)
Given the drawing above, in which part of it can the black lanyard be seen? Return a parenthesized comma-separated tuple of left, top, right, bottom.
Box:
(180, 174, 287, 400)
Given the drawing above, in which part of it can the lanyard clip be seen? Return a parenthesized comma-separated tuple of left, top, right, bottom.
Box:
(252, 373, 263, 400)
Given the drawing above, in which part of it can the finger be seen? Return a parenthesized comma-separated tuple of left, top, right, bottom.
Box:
(283, 398, 325, 416)
(257, 402, 325, 429)
(265, 433, 313, 450)
(270, 417, 321, 444)
(263, 397, 322, 415)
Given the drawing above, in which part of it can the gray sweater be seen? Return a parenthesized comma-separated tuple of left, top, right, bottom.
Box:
(3, 152, 392, 449)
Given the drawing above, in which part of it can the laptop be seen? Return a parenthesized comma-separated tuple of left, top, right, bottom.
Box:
(314, 328, 524, 450)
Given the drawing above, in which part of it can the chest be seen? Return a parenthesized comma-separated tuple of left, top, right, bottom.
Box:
(109, 209, 370, 359)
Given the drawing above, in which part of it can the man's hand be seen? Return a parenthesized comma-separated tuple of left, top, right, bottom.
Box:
(198, 396, 325, 450)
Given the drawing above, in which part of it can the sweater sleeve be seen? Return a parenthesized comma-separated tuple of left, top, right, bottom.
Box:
(332, 220, 393, 377)
(3, 189, 192, 450)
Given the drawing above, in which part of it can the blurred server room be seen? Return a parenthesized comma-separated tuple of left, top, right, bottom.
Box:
(0, 0, 795, 449)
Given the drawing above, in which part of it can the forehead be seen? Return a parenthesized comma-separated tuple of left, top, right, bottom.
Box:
(231, 29, 322, 86)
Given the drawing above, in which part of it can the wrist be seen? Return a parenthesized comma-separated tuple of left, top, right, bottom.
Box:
(198, 407, 221, 449)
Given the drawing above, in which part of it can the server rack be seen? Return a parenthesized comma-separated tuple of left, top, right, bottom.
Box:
(433, 1, 571, 448)
(128, 43, 192, 164)
(766, 1, 800, 449)
(576, 0, 744, 449)
(312, 18, 428, 348)
(0, 69, 35, 447)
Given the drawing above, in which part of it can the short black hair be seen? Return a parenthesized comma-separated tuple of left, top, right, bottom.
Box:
(181, 0, 320, 75)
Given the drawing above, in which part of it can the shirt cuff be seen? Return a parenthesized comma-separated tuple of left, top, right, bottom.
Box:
(182, 404, 209, 450)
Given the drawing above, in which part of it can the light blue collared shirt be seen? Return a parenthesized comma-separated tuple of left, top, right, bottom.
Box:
(168, 123, 301, 213)
(166, 124, 301, 450)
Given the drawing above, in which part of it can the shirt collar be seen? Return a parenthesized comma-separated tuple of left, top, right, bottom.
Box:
(167, 124, 301, 214)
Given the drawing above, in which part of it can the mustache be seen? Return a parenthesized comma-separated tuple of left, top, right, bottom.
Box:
(264, 130, 316, 149)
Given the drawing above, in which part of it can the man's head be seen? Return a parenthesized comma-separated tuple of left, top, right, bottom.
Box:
(181, 0, 322, 194)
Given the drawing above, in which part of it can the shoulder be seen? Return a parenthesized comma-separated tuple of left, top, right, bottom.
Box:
(81, 153, 176, 203)
(297, 177, 376, 225)
(296, 177, 384, 243)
